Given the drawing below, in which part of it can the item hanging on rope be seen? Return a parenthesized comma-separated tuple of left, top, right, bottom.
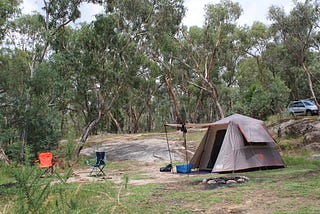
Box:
(181, 123, 189, 166)
(164, 125, 173, 173)
(181, 123, 187, 133)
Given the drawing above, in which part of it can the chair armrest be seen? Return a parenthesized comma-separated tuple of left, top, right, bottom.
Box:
(86, 158, 97, 166)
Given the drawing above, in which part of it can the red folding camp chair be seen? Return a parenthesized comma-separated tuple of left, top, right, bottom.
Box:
(34, 152, 58, 177)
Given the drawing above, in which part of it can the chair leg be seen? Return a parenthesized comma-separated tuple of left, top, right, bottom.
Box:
(49, 166, 53, 174)
(40, 167, 53, 178)
(89, 167, 96, 176)
(89, 166, 105, 176)
(98, 166, 106, 176)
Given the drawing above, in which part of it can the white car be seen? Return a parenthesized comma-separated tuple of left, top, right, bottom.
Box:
(287, 100, 319, 116)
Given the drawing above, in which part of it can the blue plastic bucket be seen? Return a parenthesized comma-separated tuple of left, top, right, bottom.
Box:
(176, 164, 193, 173)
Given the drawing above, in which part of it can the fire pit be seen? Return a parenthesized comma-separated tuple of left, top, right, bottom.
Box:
(195, 176, 249, 190)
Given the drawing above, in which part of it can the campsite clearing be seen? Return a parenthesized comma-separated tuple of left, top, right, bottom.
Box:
(1, 120, 320, 213)
(63, 130, 320, 214)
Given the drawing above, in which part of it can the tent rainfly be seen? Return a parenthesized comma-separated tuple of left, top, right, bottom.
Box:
(190, 114, 285, 173)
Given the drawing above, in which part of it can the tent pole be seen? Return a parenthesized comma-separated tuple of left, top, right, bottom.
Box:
(164, 125, 173, 173)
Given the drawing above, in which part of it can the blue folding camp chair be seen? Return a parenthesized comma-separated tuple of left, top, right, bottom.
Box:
(87, 151, 106, 176)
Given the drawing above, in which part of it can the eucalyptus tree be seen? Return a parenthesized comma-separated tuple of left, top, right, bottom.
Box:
(236, 22, 271, 82)
(269, 0, 320, 103)
(0, 0, 22, 162)
(121, 57, 161, 133)
(177, 26, 211, 122)
(234, 22, 290, 118)
(3, 0, 89, 159)
(53, 18, 126, 157)
(180, 0, 242, 120)
(0, 0, 22, 163)
(97, 0, 185, 127)
(0, 49, 30, 162)
(59, 0, 184, 157)
(235, 57, 290, 118)
(0, 0, 21, 41)
(136, 0, 186, 125)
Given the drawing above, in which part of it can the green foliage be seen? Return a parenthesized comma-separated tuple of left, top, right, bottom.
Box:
(8, 147, 52, 213)
(0, 0, 21, 40)
(235, 57, 290, 118)
(269, 0, 320, 101)
(27, 98, 62, 155)
(1, 146, 71, 213)
(13, 167, 52, 213)
(282, 156, 320, 169)
(44, 0, 81, 28)
(0, 163, 15, 184)
(277, 140, 301, 152)
(64, 129, 77, 162)
(5, 141, 24, 162)
(122, 173, 129, 189)
(0, 49, 30, 152)
(205, 0, 242, 26)
(2, 0, 320, 163)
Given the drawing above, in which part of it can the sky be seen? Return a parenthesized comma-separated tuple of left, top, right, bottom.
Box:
(183, 0, 295, 27)
(21, 0, 104, 25)
(21, 0, 296, 27)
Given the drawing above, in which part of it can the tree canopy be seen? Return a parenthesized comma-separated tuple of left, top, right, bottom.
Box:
(1, 0, 320, 160)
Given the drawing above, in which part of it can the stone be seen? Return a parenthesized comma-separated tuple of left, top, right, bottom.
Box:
(226, 180, 237, 184)
(304, 131, 320, 145)
(237, 178, 245, 183)
(283, 119, 316, 136)
(216, 179, 226, 184)
(307, 154, 320, 160)
(207, 180, 217, 184)
(239, 176, 249, 181)
(305, 143, 320, 151)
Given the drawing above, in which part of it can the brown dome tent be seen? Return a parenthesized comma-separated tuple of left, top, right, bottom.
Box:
(190, 114, 285, 172)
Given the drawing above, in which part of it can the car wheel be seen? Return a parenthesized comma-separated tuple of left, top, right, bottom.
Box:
(306, 111, 312, 116)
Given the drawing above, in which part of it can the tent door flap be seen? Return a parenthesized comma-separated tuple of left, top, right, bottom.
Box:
(207, 129, 226, 169)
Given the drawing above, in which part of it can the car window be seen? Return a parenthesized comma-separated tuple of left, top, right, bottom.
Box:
(296, 102, 304, 107)
(289, 102, 297, 107)
(303, 101, 314, 106)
